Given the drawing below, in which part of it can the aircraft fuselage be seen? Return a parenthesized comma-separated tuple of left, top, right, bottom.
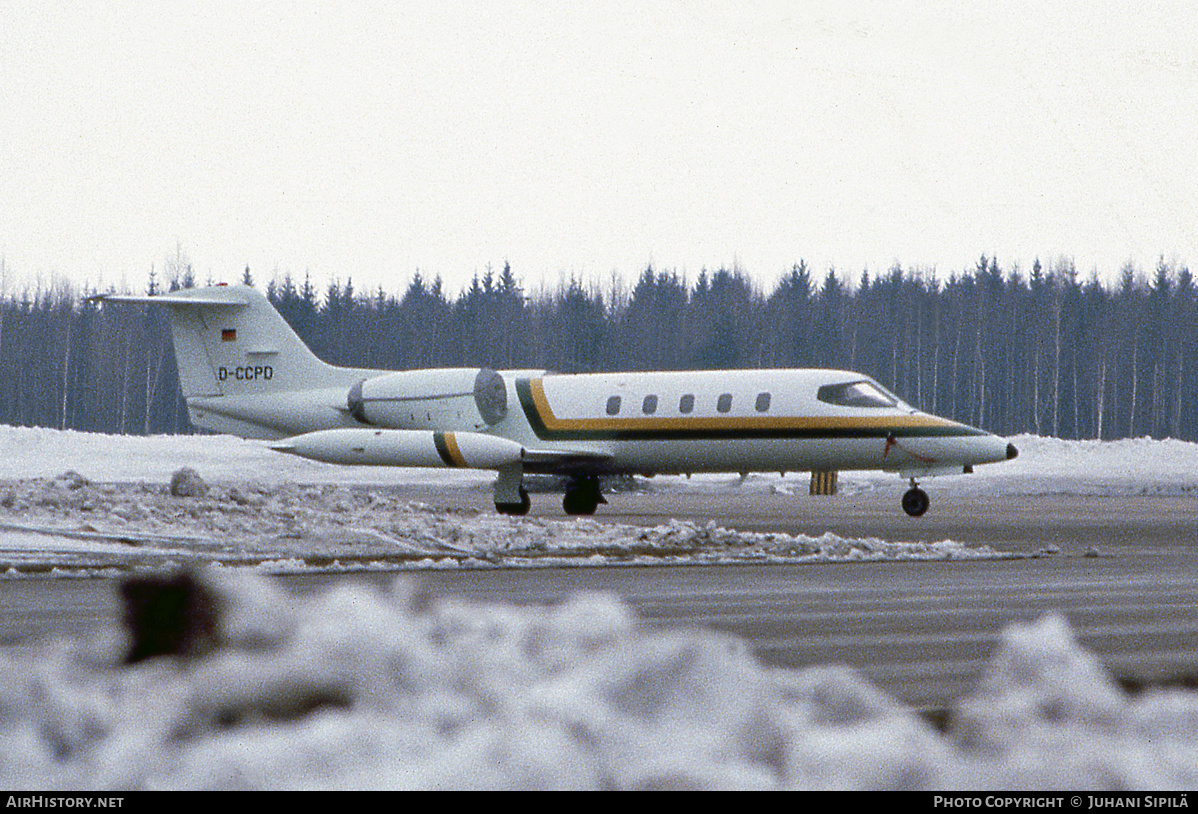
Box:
(97, 284, 1016, 516)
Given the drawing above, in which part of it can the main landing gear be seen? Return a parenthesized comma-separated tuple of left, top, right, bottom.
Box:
(492, 465, 608, 517)
(494, 463, 531, 515)
(562, 476, 606, 516)
(902, 479, 930, 517)
(495, 487, 531, 516)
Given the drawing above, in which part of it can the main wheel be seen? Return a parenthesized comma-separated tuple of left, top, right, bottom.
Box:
(496, 488, 531, 516)
(901, 487, 929, 517)
(562, 489, 600, 516)
(563, 476, 604, 516)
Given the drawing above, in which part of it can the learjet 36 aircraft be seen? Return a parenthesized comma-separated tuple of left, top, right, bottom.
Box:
(98, 284, 1017, 517)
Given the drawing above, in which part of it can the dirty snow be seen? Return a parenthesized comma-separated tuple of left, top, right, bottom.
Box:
(0, 425, 1034, 576)
(0, 475, 1010, 576)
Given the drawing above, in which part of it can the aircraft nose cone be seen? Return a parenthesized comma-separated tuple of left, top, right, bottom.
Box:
(1006, 442, 1019, 460)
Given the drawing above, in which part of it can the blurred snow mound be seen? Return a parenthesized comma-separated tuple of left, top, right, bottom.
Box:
(953, 614, 1198, 789)
(2, 572, 1196, 790)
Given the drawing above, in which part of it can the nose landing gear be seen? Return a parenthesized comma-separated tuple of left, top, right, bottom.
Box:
(902, 479, 930, 517)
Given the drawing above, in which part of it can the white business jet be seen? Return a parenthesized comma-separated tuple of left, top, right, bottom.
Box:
(98, 284, 1017, 517)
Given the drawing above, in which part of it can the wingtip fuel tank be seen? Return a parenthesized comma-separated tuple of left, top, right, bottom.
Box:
(100, 283, 1019, 517)
(270, 428, 525, 469)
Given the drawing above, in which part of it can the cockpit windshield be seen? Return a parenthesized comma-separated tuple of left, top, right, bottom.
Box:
(817, 380, 903, 409)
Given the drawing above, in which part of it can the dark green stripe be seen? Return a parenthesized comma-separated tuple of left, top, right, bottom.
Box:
(516, 379, 553, 438)
(516, 378, 987, 442)
(432, 432, 456, 466)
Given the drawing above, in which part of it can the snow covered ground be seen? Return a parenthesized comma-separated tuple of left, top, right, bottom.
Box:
(2, 426, 1198, 789)
(3, 426, 1197, 576)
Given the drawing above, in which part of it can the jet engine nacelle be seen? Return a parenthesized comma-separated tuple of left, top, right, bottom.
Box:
(270, 428, 525, 469)
(347, 368, 507, 430)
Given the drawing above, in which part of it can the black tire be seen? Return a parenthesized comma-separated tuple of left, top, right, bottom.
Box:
(562, 489, 599, 516)
(902, 487, 929, 517)
(496, 488, 531, 516)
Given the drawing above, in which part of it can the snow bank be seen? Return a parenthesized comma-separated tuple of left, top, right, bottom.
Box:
(983, 434, 1198, 496)
(0, 477, 1010, 575)
(1, 573, 1194, 790)
(669, 433, 1198, 497)
(0, 425, 490, 488)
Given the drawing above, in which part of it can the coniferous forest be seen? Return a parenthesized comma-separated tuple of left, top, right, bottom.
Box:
(0, 253, 1194, 442)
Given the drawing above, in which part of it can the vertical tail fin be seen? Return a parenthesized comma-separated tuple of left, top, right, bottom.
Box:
(98, 285, 338, 397)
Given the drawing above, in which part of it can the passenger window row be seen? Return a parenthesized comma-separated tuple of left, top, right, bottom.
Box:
(604, 392, 772, 416)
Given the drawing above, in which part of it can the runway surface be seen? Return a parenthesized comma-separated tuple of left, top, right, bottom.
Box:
(3, 487, 1197, 713)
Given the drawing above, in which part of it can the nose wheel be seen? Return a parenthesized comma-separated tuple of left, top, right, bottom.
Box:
(902, 482, 929, 517)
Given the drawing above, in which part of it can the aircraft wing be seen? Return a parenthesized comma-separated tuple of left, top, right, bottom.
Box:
(521, 447, 614, 474)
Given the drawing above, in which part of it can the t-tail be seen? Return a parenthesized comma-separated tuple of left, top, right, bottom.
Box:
(97, 282, 1017, 518)
(96, 285, 368, 438)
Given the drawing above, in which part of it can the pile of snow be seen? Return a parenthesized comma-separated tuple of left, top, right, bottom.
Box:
(0, 477, 1010, 576)
(984, 434, 1198, 496)
(1, 572, 1195, 790)
(0, 425, 491, 488)
(670, 433, 1198, 497)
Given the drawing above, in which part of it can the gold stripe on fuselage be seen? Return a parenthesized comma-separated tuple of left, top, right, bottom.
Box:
(525, 378, 962, 434)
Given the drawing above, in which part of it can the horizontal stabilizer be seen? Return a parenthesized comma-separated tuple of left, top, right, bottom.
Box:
(90, 293, 248, 307)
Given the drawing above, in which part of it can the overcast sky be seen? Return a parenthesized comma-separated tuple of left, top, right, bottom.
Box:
(2, 1, 1195, 295)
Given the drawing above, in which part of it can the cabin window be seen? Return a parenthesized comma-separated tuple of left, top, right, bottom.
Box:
(679, 394, 695, 414)
(606, 395, 622, 415)
(643, 394, 658, 414)
(717, 393, 733, 413)
(817, 380, 898, 409)
(755, 392, 771, 412)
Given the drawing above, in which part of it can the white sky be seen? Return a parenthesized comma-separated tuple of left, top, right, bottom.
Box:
(2, 1, 1196, 295)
